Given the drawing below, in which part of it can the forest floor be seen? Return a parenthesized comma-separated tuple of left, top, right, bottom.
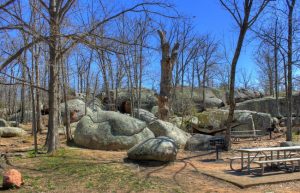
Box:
(2, 125, 300, 192)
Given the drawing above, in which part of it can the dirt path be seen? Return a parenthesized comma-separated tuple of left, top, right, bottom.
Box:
(2, 129, 300, 192)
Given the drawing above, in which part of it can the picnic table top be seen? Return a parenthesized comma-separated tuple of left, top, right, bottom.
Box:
(237, 146, 300, 152)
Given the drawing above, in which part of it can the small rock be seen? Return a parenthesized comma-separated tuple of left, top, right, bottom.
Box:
(2, 169, 23, 189)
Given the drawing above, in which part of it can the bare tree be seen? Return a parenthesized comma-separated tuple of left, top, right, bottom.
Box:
(220, 0, 271, 150)
(286, 0, 296, 141)
(158, 29, 179, 121)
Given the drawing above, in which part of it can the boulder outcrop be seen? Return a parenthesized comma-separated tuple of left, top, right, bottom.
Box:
(148, 120, 191, 147)
(74, 111, 154, 150)
(127, 136, 178, 162)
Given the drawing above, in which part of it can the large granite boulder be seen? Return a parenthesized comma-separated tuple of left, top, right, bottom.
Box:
(235, 94, 300, 117)
(87, 98, 103, 112)
(127, 136, 178, 162)
(60, 99, 93, 123)
(173, 87, 225, 112)
(74, 111, 154, 150)
(0, 127, 26, 137)
(228, 89, 263, 104)
(195, 109, 271, 134)
(151, 106, 159, 117)
(133, 108, 157, 124)
(172, 87, 263, 112)
(184, 134, 215, 151)
(98, 88, 158, 112)
(148, 120, 191, 147)
(58, 122, 78, 135)
(170, 116, 198, 130)
(0, 118, 8, 127)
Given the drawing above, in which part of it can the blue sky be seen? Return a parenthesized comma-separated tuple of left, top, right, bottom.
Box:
(172, 0, 258, 81)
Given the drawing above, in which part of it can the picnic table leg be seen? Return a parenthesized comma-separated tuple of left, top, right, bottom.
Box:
(247, 153, 250, 174)
(284, 151, 287, 168)
(269, 151, 274, 168)
(241, 152, 244, 171)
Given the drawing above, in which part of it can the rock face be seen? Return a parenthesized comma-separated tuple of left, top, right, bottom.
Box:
(229, 88, 263, 104)
(235, 95, 300, 117)
(74, 111, 154, 150)
(174, 87, 225, 112)
(98, 88, 158, 112)
(133, 108, 157, 124)
(151, 106, 159, 117)
(87, 98, 103, 112)
(60, 99, 93, 123)
(0, 127, 26, 137)
(148, 120, 191, 147)
(2, 169, 23, 189)
(172, 87, 263, 112)
(184, 134, 215, 151)
(0, 118, 8, 127)
(170, 116, 198, 130)
(58, 122, 78, 135)
(127, 136, 178, 162)
(195, 109, 272, 134)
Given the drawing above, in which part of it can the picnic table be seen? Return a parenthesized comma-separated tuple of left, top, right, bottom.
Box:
(231, 130, 262, 141)
(232, 146, 300, 175)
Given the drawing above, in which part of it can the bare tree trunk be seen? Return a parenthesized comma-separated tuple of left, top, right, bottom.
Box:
(286, 0, 296, 141)
(226, 25, 247, 150)
(157, 30, 179, 121)
(274, 18, 280, 117)
(20, 62, 26, 123)
(47, 0, 60, 153)
(29, 51, 38, 155)
(220, 0, 270, 150)
(202, 61, 207, 110)
(34, 45, 42, 133)
(61, 58, 72, 142)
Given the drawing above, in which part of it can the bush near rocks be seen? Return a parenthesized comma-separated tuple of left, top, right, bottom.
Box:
(127, 136, 178, 162)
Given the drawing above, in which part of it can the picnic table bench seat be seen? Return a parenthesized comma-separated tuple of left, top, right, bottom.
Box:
(231, 130, 262, 141)
(229, 152, 297, 171)
(253, 157, 300, 175)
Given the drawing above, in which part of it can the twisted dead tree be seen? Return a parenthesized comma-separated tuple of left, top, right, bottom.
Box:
(157, 30, 179, 121)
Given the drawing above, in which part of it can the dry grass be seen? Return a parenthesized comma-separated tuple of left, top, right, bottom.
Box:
(1, 148, 174, 193)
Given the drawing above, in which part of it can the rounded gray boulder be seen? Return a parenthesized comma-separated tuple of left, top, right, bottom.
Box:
(148, 120, 191, 148)
(74, 111, 154, 150)
(0, 127, 26, 137)
(184, 134, 214, 151)
(127, 136, 178, 162)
